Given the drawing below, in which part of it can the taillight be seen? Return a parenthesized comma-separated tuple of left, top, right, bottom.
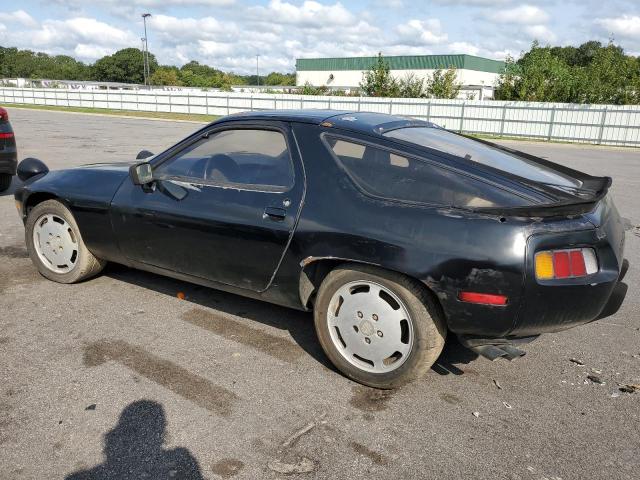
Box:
(0, 107, 8, 121)
(0, 132, 14, 139)
(535, 248, 597, 280)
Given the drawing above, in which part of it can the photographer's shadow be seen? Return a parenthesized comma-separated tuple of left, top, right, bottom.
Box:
(66, 400, 204, 480)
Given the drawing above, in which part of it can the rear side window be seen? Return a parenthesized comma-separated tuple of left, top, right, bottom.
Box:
(326, 137, 527, 208)
(155, 129, 293, 188)
(384, 127, 582, 188)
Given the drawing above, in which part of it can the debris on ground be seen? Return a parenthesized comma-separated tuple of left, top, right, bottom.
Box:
(591, 368, 602, 374)
(618, 383, 640, 394)
(611, 391, 621, 398)
(84, 404, 96, 411)
(281, 412, 327, 448)
(502, 402, 512, 409)
(493, 379, 502, 390)
(267, 457, 316, 474)
(587, 375, 605, 385)
(570, 358, 585, 366)
(176, 292, 186, 300)
(472, 411, 480, 418)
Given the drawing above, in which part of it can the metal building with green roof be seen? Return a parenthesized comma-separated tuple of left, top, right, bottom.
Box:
(295, 54, 506, 99)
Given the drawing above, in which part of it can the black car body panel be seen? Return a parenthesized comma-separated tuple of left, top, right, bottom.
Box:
(0, 112, 17, 175)
(14, 110, 628, 346)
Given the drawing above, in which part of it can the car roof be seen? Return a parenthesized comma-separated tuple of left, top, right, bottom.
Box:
(216, 109, 437, 136)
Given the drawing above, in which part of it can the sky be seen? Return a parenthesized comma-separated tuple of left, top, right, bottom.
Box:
(0, 0, 639, 74)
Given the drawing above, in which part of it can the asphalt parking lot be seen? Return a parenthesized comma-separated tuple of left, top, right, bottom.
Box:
(1, 107, 639, 480)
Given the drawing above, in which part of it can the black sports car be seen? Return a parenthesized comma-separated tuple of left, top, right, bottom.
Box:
(0, 106, 17, 192)
(14, 110, 628, 388)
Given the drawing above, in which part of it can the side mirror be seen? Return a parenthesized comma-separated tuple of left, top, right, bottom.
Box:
(129, 162, 154, 185)
(136, 150, 155, 160)
(17, 158, 49, 182)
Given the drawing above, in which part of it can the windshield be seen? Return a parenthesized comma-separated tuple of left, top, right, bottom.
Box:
(384, 127, 582, 188)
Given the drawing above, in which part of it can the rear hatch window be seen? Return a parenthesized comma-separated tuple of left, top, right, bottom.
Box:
(384, 127, 582, 189)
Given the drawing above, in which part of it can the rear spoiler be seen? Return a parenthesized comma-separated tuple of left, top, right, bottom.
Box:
(470, 176, 611, 217)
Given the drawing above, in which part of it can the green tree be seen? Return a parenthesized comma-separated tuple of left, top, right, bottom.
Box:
(92, 48, 157, 84)
(426, 68, 461, 99)
(360, 53, 400, 97)
(149, 66, 182, 86)
(397, 73, 426, 98)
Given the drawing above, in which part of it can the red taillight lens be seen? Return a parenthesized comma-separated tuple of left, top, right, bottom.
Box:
(553, 251, 571, 279)
(0, 132, 14, 139)
(535, 248, 597, 280)
(0, 107, 8, 121)
(458, 291, 508, 306)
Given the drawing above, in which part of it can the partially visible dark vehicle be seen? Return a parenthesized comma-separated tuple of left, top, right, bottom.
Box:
(14, 110, 628, 388)
(0, 106, 17, 192)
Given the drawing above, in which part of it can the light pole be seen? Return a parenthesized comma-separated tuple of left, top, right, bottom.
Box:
(141, 13, 152, 87)
(256, 54, 260, 87)
(140, 37, 146, 85)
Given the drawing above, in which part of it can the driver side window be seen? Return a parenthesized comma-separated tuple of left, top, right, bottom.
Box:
(155, 128, 294, 189)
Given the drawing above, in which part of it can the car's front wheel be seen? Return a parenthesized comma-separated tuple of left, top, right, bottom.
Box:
(0, 173, 12, 192)
(314, 264, 446, 388)
(25, 199, 106, 283)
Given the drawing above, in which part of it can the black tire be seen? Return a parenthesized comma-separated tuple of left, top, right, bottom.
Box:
(0, 173, 11, 192)
(314, 264, 446, 389)
(25, 199, 106, 283)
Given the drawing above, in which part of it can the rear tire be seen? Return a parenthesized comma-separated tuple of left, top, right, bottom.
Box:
(25, 200, 106, 283)
(0, 173, 11, 192)
(314, 264, 446, 389)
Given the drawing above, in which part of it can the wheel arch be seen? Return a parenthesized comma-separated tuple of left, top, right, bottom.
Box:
(298, 257, 443, 314)
(22, 192, 63, 219)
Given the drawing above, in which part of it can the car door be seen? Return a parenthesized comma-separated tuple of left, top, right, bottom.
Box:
(110, 121, 305, 292)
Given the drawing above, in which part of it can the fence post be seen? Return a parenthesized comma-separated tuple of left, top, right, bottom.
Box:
(328, 97, 332, 109)
(459, 102, 466, 133)
(300, 97, 304, 109)
(426, 102, 431, 122)
(357, 96, 362, 112)
(226, 95, 230, 115)
(389, 98, 393, 114)
(547, 106, 556, 141)
(597, 107, 608, 145)
(499, 103, 508, 137)
(250, 94, 253, 111)
(274, 96, 277, 110)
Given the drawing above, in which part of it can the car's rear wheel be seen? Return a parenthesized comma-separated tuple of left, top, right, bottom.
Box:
(25, 200, 106, 283)
(314, 264, 446, 389)
(0, 173, 11, 192)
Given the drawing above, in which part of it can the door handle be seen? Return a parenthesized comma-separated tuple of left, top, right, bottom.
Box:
(263, 207, 286, 221)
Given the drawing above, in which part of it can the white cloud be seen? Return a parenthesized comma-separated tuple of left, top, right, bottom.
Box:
(524, 24, 557, 43)
(488, 4, 549, 25)
(447, 41, 480, 56)
(249, 0, 356, 28)
(595, 15, 640, 39)
(0, 10, 38, 28)
(396, 19, 448, 46)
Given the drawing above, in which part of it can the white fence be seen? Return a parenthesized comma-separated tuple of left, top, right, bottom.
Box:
(1, 87, 639, 147)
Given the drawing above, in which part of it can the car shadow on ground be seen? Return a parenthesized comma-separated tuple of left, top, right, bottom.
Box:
(104, 263, 481, 377)
(65, 400, 205, 480)
(104, 263, 334, 371)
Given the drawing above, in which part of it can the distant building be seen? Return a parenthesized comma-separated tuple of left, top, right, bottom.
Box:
(295, 54, 505, 99)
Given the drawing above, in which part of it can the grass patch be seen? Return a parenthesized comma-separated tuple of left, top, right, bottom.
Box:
(5, 103, 217, 123)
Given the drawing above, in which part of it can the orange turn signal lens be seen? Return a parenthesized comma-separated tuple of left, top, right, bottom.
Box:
(534, 251, 555, 280)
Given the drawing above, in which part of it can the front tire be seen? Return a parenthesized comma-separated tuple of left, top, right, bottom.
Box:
(314, 264, 446, 389)
(0, 173, 11, 192)
(25, 200, 106, 283)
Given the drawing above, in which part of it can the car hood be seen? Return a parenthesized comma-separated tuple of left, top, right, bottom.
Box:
(75, 161, 136, 173)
